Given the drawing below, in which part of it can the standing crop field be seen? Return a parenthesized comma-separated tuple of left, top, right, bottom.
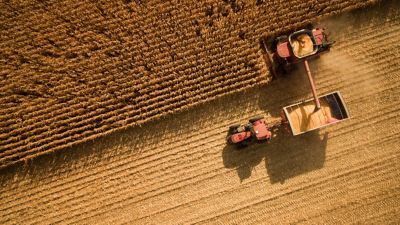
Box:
(0, 1, 399, 224)
(0, 0, 378, 168)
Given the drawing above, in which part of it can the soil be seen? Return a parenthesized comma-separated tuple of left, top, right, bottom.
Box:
(0, 1, 399, 224)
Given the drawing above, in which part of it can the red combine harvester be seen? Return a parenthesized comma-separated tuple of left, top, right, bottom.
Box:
(227, 27, 350, 147)
(262, 27, 334, 109)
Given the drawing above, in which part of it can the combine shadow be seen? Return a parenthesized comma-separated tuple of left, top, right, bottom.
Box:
(265, 130, 327, 184)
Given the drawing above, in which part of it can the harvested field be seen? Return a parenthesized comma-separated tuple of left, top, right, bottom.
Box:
(0, 0, 378, 168)
(1, 1, 399, 224)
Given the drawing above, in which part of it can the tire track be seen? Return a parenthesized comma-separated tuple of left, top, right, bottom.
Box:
(1, 89, 398, 218)
(1, 67, 396, 221)
(1, 2, 399, 224)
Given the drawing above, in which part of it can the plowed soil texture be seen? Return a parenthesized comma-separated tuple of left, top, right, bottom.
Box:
(0, 0, 379, 168)
(1, 1, 399, 224)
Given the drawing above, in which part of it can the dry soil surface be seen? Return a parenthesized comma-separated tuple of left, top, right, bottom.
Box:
(0, 2, 399, 224)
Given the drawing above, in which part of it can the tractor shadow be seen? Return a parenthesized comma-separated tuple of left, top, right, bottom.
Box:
(222, 142, 265, 182)
(222, 129, 327, 183)
(223, 0, 400, 184)
(223, 61, 328, 183)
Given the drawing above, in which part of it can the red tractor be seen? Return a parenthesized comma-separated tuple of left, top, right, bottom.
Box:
(227, 116, 272, 147)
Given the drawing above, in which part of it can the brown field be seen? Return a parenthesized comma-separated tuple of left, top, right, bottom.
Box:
(1, 1, 399, 224)
(0, 0, 379, 168)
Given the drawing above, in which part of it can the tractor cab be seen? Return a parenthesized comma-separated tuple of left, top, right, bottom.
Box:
(252, 119, 272, 141)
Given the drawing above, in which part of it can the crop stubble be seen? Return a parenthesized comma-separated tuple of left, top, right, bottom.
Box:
(0, 0, 379, 168)
(0, 1, 399, 223)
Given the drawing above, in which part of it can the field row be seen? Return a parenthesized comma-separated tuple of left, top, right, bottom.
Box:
(1, 4, 400, 222)
(0, 0, 378, 168)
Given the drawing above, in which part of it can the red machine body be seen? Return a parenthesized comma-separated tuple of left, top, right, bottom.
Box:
(275, 28, 332, 63)
(227, 116, 272, 147)
(252, 119, 272, 141)
(226, 27, 350, 148)
(230, 131, 252, 144)
(262, 27, 334, 110)
(262, 27, 333, 76)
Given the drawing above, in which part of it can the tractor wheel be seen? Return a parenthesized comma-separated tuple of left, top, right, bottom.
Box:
(249, 115, 264, 123)
(229, 124, 240, 130)
(226, 135, 233, 144)
(228, 124, 240, 133)
(244, 123, 253, 131)
(237, 141, 249, 149)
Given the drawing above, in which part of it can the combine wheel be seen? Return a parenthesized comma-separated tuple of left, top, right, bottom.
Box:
(264, 36, 276, 52)
(261, 38, 278, 79)
(282, 62, 293, 74)
(304, 23, 314, 30)
(276, 35, 288, 43)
